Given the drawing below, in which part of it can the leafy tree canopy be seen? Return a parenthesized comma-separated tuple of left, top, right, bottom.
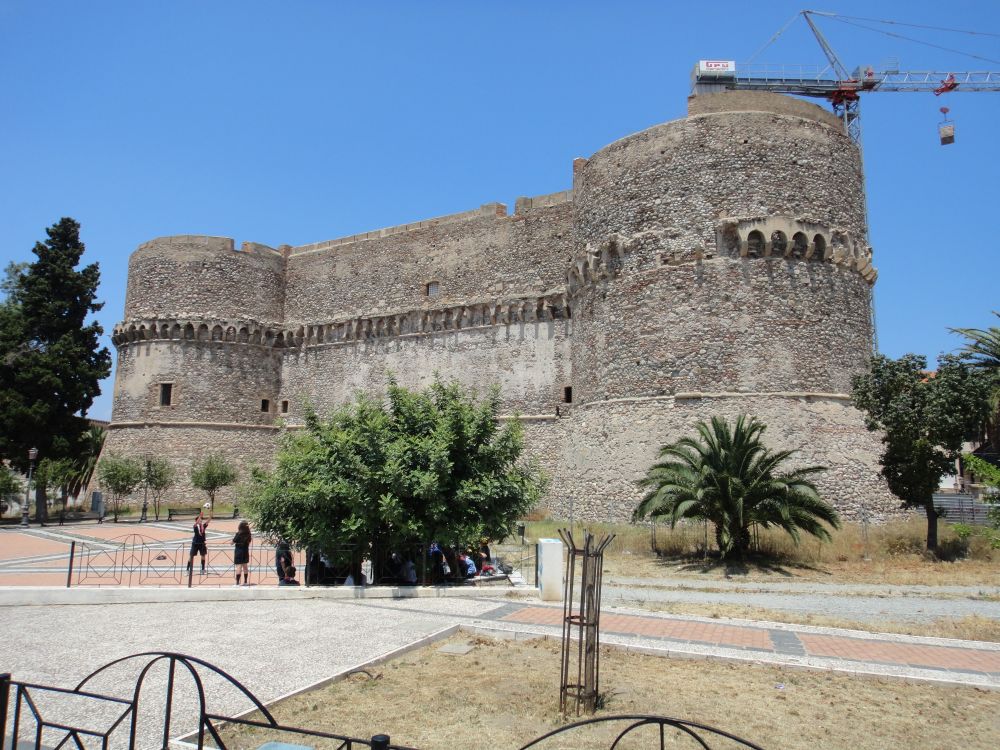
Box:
(951, 311, 1000, 371)
(0, 463, 20, 497)
(142, 455, 176, 520)
(96, 454, 143, 522)
(190, 454, 237, 512)
(242, 377, 544, 558)
(852, 353, 992, 552)
(633, 415, 838, 560)
(0, 219, 111, 472)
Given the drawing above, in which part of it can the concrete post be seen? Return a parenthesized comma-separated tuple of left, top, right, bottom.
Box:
(537, 538, 564, 602)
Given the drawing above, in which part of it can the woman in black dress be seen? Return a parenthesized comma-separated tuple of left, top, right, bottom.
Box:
(232, 521, 252, 586)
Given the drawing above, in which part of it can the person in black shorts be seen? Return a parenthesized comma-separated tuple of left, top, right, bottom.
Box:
(186, 510, 209, 575)
(232, 520, 251, 586)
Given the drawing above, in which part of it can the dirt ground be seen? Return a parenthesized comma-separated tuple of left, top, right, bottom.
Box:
(219, 635, 1000, 750)
(601, 552, 1000, 587)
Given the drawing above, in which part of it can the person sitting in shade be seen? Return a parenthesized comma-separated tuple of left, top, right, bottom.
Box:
(278, 565, 300, 586)
(401, 558, 417, 585)
(458, 552, 478, 579)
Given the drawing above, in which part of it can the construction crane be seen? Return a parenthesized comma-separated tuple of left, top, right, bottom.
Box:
(692, 10, 1000, 143)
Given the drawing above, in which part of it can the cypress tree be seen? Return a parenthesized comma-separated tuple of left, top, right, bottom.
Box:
(0, 218, 111, 482)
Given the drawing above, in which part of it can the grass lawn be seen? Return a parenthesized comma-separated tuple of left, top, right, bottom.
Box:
(219, 635, 999, 750)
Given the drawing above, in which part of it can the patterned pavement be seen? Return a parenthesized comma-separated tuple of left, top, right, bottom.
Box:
(0, 519, 300, 587)
(497, 604, 1000, 684)
(2, 521, 999, 687)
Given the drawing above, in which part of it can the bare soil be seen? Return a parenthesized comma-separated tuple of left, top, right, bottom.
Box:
(219, 635, 1000, 750)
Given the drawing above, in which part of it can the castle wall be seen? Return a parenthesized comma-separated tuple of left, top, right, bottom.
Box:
(547, 396, 895, 524)
(284, 199, 574, 324)
(279, 319, 571, 419)
(111, 339, 282, 425)
(125, 236, 285, 325)
(100, 423, 279, 508)
(562, 92, 893, 519)
(99, 91, 898, 523)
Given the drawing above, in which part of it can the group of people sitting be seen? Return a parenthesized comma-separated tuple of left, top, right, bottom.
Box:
(426, 540, 497, 583)
(185, 516, 506, 588)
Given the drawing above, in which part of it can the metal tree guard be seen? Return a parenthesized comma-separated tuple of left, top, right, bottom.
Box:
(558, 529, 615, 717)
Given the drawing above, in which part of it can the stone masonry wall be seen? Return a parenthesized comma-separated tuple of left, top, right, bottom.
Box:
(284, 199, 574, 324)
(279, 320, 571, 420)
(100, 423, 280, 509)
(547, 397, 897, 524)
(100, 91, 898, 523)
(125, 236, 286, 325)
(112, 340, 282, 425)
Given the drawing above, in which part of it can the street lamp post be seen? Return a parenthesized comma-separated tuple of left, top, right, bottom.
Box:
(20, 447, 38, 528)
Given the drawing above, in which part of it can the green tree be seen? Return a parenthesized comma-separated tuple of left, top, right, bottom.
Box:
(190, 454, 237, 514)
(0, 219, 111, 501)
(142, 456, 176, 521)
(952, 312, 1000, 370)
(632, 415, 838, 560)
(951, 312, 1000, 447)
(852, 354, 992, 553)
(242, 377, 544, 566)
(96, 454, 143, 522)
(0, 464, 20, 516)
(962, 453, 1000, 531)
(35, 458, 76, 512)
(68, 425, 105, 501)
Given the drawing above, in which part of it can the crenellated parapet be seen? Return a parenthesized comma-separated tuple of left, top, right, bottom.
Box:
(111, 318, 282, 348)
(718, 216, 878, 284)
(112, 291, 571, 352)
(565, 235, 627, 298)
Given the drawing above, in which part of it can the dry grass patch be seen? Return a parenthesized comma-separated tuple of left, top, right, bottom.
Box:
(219, 635, 999, 750)
(526, 517, 1000, 587)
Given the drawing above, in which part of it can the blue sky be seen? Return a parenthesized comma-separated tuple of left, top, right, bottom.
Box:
(1, 1, 998, 421)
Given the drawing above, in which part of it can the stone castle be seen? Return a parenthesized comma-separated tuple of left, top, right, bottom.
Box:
(101, 91, 897, 522)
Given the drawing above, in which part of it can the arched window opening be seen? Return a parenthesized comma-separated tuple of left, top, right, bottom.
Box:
(746, 230, 764, 258)
(812, 234, 827, 261)
(770, 231, 788, 256)
(792, 232, 808, 259)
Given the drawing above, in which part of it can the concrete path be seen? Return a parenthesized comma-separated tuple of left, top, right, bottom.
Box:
(0, 590, 997, 749)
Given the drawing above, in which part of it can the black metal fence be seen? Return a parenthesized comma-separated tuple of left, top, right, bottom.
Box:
(64, 534, 535, 589)
(66, 534, 304, 588)
(0, 652, 765, 750)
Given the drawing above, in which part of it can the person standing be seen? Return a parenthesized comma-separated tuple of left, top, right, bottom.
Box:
(186, 510, 210, 575)
(232, 521, 252, 586)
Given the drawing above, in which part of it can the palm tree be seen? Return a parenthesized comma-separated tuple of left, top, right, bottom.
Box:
(952, 312, 1000, 370)
(633, 415, 840, 560)
(952, 312, 1000, 449)
(67, 425, 106, 501)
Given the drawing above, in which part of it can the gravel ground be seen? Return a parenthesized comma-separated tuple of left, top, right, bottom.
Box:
(605, 576, 1000, 597)
(601, 583, 1000, 624)
(0, 597, 503, 750)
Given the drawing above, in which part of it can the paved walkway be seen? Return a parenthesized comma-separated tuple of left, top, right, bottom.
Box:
(0, 520, 300, 587)
(1, 521, 998, 694)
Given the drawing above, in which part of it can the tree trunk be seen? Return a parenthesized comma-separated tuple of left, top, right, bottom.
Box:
(923, 498, 939, 554)
(34, 485, 48, 524)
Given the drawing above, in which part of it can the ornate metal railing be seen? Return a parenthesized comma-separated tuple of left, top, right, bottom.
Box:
(1, 653, 765, 750)
(67, 535, 301, 588)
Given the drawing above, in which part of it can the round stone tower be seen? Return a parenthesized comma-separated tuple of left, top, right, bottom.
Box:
(561, 91, 894, 521)
(100, 236, 287, 505)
